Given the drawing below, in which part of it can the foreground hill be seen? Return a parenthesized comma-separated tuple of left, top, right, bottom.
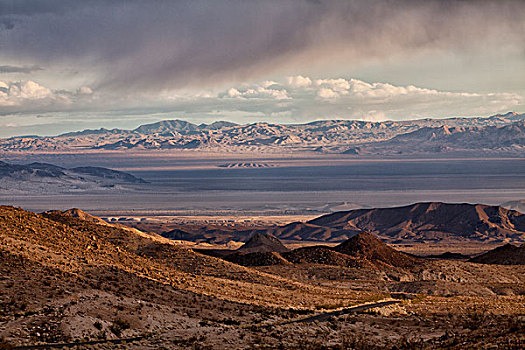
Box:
(0, 160, 146, 193)
(1, 112, 523, 155)
(0, 206, 383, 346)
(1, 206, 524, 348)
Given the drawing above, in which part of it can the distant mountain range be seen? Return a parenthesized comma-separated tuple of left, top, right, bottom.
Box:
(0, 160, 146, 193)
(1, 112, 524, 155)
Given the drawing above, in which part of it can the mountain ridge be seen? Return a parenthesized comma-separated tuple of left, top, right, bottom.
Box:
(305, 202, 525, 243)
(1, 112, 523, 154)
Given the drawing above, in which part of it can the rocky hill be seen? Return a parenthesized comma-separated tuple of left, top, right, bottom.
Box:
(333, 232, 420, 268)
(470, 243, 525, 265)
(1, 205, 376, 345)
(216, 231, 419, 268)
(156, 202, 525, 245)
(0, 161, 146, 193)
(1, 112, 523, 155)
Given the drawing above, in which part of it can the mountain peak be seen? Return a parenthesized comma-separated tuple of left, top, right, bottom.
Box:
(238, 232, 289, 253)
(43, 208, 109, 226)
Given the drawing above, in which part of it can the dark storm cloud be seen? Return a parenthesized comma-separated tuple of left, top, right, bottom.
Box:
(0, 65, 42, 73)
(0, 0, 524, 92)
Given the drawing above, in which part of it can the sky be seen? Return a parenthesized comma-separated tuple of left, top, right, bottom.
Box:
(0, 0, 524, 137)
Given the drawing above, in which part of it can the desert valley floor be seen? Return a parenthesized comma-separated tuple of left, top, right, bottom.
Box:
(0, 152, 524, 349)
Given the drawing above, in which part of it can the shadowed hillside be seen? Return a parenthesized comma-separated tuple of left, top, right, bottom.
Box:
(307, 202, 525, 243)
(237, 232, 290, 253)
(333, 232, 420, 268)
(470, 243, 525, 265)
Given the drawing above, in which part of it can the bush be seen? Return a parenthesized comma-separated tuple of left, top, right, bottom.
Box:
(109, 318, 131, 336)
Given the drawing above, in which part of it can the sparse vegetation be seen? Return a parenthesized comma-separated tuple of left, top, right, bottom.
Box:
(1, 206, 524, 348)
(109, 318, 131, 336)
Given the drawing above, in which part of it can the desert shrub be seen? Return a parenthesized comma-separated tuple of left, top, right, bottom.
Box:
(109, 318, 131, 336)
(221, 318, 240, 326)
(0, 338, 14, 350)
(392, 335, 427, 349)
(461, 305, 488, 330)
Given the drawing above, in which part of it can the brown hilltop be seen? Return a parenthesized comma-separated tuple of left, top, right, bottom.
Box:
(219, 231, 418, 269)
(333, 232, 420, 268)
(45, 208, 109, 226)
(237, 232, 290, 253)
(226, 251, 292, 267)
(470, 243, 525, 265)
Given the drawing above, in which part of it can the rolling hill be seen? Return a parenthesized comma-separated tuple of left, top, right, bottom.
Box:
(0, 161, 146, 193)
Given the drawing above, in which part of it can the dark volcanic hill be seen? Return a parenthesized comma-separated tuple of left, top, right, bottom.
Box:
(157, 202, 525, 245)
(469, 244, 525, 265)
(237, 232, 290, 253)
(218, 231, 419, 268)
(225, 251, 291, 267)
(307, 202, 525, 243)
(333, 232, 420, 268)
(282, 246, 362, 267)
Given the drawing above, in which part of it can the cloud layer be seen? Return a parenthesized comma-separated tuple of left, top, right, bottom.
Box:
(1, 76, 521, 134)
(1, 0, 524, 92)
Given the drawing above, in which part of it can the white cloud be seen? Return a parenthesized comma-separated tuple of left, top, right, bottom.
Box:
(317, 88, 340, 99)
(221, 84, 290, 100)
(315, 78, 351, 92)
(287, 75, 312, 88)
(215, 76, 522, 122)
(0, 80, 53, 106)
(0, 80, 96, 114)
